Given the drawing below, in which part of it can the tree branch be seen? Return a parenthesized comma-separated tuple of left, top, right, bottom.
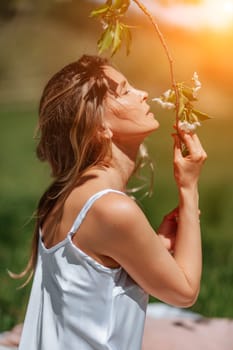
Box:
(132, 0, 179, 124)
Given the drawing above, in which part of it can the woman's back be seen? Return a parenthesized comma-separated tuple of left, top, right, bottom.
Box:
(18, 189, 148, 350)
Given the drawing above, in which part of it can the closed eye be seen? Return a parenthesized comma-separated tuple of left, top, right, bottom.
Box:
(118, 80, 130, 96)
(122, 89, 130, 95)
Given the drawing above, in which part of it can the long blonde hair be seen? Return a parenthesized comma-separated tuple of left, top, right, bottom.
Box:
(12, 55, 154, 285)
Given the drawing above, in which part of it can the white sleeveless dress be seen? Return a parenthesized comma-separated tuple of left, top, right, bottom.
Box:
(18, 189, 148, 350)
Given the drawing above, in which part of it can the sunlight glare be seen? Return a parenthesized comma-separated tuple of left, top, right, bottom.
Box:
(203, 0, 233, 30)
(131, 0, 233, 31)
(223, 0, 233, 12)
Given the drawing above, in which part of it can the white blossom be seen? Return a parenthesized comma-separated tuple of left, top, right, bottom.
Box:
(152, 97, 175, 110)
(192, 72, 202, 98)
(163, 89, 172, 99)
(192, 72, 201, 88)
(178, 120, 201, 133)
(101, 20, 108, 30)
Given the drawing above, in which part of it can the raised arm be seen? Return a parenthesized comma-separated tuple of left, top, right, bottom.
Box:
(90, 132, 207, 307)
(171, 131, 207, 301)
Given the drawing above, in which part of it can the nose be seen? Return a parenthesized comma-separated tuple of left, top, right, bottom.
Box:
(136, 88, 148, 101)
(132, 86, 148, 101)
(141, 90, 148, 101)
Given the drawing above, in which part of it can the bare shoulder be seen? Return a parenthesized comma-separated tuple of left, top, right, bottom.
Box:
(64, 188, 149, 243)
(91, 192, 152, 247)
(93, 192, 145, 228)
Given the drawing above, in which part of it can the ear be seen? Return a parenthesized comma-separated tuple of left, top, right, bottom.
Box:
(97, 125, 113, 140)
(102, 127, 113, 139)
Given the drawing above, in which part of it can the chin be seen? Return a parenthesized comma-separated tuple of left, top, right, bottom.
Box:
(149, 119, 160, 132)
(154, 120, 160, 129)
(139, 123, 160, 140)
(146, 113, 160, 129)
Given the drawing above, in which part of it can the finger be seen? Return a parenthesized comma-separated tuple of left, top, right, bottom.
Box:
(172, 134, 182, 159)
(190, 133, 207, 159)
(181, 131, 206, 153)
(173, 131, 196, 156)
(180, 133, 203, 159)
(181, 132, 195, 150)
(187, 133, 205, 153)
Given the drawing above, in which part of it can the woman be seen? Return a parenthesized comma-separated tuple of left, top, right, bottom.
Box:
(18, 54, 207, 350)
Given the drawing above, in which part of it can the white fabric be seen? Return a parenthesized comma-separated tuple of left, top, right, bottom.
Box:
(19, 189, 148, 350)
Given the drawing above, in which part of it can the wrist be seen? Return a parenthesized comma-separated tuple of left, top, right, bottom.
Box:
(178, 186, 199, 208)
(178, 183, 199, 194)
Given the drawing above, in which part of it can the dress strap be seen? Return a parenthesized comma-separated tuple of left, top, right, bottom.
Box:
(69, 189, 126, 235)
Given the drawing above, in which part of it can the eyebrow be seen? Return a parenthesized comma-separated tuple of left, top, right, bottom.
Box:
(117, 80, 127, 93)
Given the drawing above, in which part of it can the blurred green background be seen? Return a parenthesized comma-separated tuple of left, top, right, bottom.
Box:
(0, 0, 232, 331)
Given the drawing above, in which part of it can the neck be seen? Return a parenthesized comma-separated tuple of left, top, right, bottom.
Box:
(105, 139, 141, 191)
(83, 138, 142, 192)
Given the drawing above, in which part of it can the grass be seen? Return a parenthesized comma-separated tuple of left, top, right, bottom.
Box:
(0, 103, 232, 331)
(0, 105, 45, 330)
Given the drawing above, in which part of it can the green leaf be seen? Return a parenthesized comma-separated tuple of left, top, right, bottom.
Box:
(111, 21, 122, 55)
(119, 0, 130, 14)
(112, 0, 125, 9)
(90, 5, 110, 18)
(98, 26, 114, 54)
(192, 108, 211, 121)
(123, 25, 132, 55)
(182, 86, 197, 101)
(180, 90, 189, 104)
(112, 0, 130, 12)
(190, 112, 199, 123)
(166, 89, 176, 103)
(178, 93, 186, 119)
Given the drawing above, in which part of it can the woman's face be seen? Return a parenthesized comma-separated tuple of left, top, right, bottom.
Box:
(103, 66, 159, 142)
